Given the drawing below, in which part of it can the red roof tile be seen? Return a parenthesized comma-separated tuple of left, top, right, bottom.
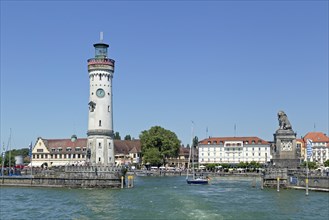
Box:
(199, 136, 269, 145)
(40, 138, 141, 154)
(303, 132, 329, 143)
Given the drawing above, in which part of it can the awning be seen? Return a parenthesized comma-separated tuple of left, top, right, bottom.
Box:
(27, 162, 46, 167)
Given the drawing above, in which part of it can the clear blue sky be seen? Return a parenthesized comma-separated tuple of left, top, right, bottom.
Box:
(1, 1, 328, 150)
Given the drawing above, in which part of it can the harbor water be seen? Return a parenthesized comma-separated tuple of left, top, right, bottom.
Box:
(0, 176, 328, 220)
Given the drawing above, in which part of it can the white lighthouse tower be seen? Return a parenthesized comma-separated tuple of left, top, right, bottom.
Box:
(87, 33, 115, 166)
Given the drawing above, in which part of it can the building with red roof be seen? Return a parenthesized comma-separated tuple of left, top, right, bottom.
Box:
(31, 137, 141, 167)
(198, 136, 271, 165)
(302, 132, 329, 164)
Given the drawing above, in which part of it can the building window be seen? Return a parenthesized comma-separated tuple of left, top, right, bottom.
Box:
(245, 141, 249, 144)
(76, 148, 81, 152)
(37, 154, 39, 159)
(99, 120, 102, 127)
(51, 148, 55, 152)
(37, 149, 43, 153)
(83, 148, 86, 152)
(252, 140, 255, 144)
(67, 148, 72, 152)
(58, 148, 62, 152)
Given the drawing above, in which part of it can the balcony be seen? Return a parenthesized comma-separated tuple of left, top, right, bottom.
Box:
(88, 58, 115, 66)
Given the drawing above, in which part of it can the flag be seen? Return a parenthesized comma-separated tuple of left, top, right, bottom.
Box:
(29, 142, 33, 158)
(306, 139, 312, 158)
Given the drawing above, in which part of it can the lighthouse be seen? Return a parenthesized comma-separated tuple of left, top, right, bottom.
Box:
(87, 33, 115, 166)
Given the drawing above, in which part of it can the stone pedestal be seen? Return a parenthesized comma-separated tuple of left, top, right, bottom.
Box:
(271, 129, 300, 168)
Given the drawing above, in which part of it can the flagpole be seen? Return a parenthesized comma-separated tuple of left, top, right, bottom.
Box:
(306, 139, 312, 196)
(306, 157, 309, 196)
(29, 142, 33, 184)
(1, 143, 5, 183)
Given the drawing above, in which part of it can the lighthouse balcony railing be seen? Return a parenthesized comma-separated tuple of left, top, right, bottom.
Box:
(87, 58, 115, 66)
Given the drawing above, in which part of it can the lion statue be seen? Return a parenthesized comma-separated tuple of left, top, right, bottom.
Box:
(277, 111, 292, 130)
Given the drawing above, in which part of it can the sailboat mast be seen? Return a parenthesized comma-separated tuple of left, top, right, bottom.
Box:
(191, 122, 195, 177)
(8, 129, 12, 169)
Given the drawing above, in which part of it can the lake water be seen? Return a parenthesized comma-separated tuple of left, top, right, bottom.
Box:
(0, 176, 328, 220)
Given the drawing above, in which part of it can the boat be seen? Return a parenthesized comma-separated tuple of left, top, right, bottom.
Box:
(186, 122, 209, 185)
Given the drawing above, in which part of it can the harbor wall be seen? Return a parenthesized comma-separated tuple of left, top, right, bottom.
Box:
(0, 166, 123, 188)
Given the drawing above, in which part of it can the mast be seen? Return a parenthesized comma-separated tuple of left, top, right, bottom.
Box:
(191, 121, 195, 179)
(8, 129, 12, 170)
(186, 121, 194, 180)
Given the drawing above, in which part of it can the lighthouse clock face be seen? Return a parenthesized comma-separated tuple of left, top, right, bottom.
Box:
(96, 88, 105, 98)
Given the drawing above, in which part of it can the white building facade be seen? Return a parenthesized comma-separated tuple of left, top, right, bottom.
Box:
(198, 137, 271, 165)
(303, 132, 329, 164)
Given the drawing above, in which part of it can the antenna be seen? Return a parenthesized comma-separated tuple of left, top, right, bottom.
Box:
(234, 124, 237, 137)
(100, 32, 104, 42)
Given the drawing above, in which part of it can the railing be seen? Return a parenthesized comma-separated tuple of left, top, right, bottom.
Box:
(65, 165, 121, 173)
(88, 58, 115, 66)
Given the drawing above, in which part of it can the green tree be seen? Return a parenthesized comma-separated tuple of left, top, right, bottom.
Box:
(323, 159, 329, 167)
(237, 162, 247, 168)
(192, 136, 198, 147)
(301, 161, 318, 170)
(114, 132, 121, 140)
(0, 153, 15, 167)
(124, 135, 132, 140)
(143, 148, 162, 166)
(140, 126, 180, 166)
(206, 163, 216, 171)
(249, 161, 261, 169)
